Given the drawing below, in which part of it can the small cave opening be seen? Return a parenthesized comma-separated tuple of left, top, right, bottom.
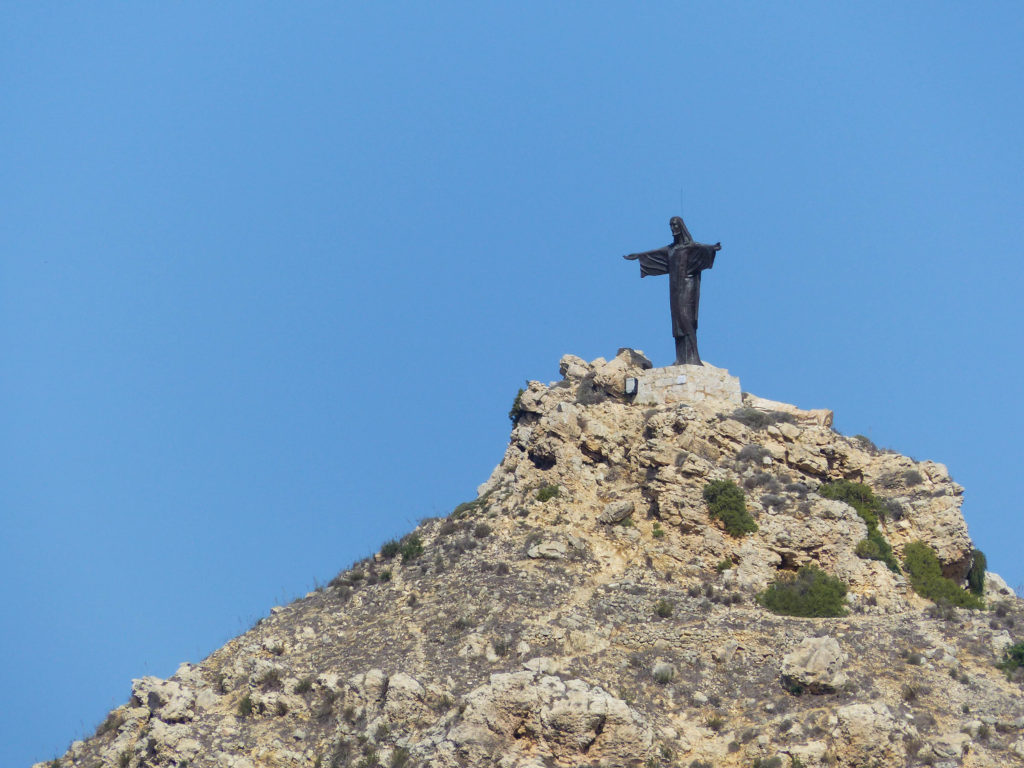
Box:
(528, 450, 556, 470)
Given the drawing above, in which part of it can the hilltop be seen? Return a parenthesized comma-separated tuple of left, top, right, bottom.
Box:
(40, 350, 1024, 768)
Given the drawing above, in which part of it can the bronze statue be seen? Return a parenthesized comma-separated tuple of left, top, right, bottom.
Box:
(624, 216, 722, 366)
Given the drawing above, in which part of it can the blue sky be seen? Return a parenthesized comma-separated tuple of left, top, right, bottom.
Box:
(3, 4, 1023, 764)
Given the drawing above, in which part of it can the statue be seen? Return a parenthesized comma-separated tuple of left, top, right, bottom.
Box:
(624, 216, 722, 366)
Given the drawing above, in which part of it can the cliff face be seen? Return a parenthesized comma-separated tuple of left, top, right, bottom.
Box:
(41, 350, 1024, 768)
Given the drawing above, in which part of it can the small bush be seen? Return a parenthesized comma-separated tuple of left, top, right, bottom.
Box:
(536, 484, 560, 502)
(705, 713, 726, 732)
(390, 747, 412, 768)
(509, 387, 525, 424)
(967, 549, 987, 596)
(998, 641, 1024, 676)
(716, 558, 733, 573)
(819, 480, 899, 572)
(258, 668, 282, 690)
(654, 599, 674, 618)
(652, 522, 665, 539)
(294, 677, 314, 695)
(237, 693, 255, 717)
(737, 444, 770, 464)
(652, 665, 674, 684)
(400, 535, 424, 562)
(473, 523, 492, 539)
(757, 565, 848, 617)
(903, 469, 924, 487)
(379, 539, 401, 559)
(753, 758, 783, 768)
(903, 541, 983, 609)
(703, 479, 757, 537)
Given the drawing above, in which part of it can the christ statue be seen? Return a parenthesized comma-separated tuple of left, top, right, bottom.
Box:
(623, 215, 722, 366)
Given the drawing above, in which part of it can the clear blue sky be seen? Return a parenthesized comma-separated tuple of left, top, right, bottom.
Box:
(3, 4, 1022, 764)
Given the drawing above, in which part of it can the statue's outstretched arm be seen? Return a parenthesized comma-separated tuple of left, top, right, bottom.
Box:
(623, 246, 669, 261)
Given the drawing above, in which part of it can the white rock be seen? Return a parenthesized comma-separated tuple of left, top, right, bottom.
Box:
(132, 677, 196, 723)
(781, 636, 848, 693)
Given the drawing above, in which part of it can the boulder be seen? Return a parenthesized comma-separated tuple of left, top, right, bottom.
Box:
(781, 636, 848, 694)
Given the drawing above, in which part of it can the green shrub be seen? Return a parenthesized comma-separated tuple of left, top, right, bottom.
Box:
(757, 566, 848, 617)
(652, 522, 665, 539)
(998, 642, 1024, 676)
(703, 479, 757, 537)
(819, 480, 899, 572)
(536, 484, 560, 502)
(379, 539, 401, 559)
(237, 693, 254, 717)
(294, 677, 314, 695)
(967, 549, 987, 596)
(716, 558, 733, 573)
(818, 479, 883, 525)
(654, 599, 674, 618)
(903, 541, 984, 609)
(400, 535, 424, 562)
(509, 387, 525, 424)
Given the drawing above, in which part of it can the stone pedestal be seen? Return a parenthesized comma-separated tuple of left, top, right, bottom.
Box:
(630, 363, 741, 407)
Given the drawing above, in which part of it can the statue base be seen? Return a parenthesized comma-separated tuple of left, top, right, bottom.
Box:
(630, 363, 741, 407)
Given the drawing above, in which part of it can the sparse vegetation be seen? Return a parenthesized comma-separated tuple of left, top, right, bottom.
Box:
(380, 539, 401, 559)
(294, 677, 314, 695)
(729, 407, 795, 430)
(94, 712, 124, 737)
(737, 444, 770, 463)
(818, 480, 899, 572)
(652, 522, 665, 539)
(654, 598, 674, 618)
(852, 434, 878, 452)
(536, 484, 560, 502)
(716, 559, 733, 573)
(903, 541, 983, 609)
(400, 535, 424, 562)
(703, 479, 757, 537)
(757, 565, 848, 617)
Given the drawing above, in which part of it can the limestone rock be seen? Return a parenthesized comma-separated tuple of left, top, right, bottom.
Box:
(781, 636, 848, 694)
(598, 500, 634, 524)
(131, 677, 196, 723)
(39, 350, 1024, 768)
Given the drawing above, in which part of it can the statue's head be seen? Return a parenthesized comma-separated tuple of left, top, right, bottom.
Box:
(669, 216, 692, 244)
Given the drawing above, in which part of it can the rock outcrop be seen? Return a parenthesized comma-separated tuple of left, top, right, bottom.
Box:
(37, 350, 1024, 768)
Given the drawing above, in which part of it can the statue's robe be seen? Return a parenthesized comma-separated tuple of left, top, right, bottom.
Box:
(629, 241, 718, 341)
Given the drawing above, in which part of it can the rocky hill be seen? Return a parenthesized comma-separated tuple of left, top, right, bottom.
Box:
(40, 350, 1024, 768)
